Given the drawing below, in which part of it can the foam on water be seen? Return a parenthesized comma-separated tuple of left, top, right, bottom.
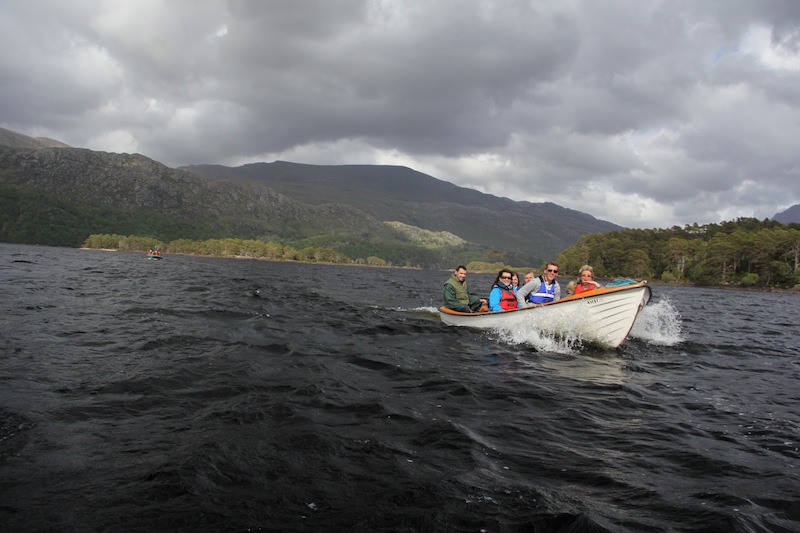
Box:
(492, 304, 595, 354)
(630, 297, 684, 346)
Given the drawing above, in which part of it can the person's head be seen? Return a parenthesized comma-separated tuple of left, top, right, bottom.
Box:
(454, 265, 467, 282)
(543, 262, 559, 282)
(523, 271, 535, 284)
(511, 272, 519, 286)
(579, 265, 594, 283)
(494, 269, 513, 287)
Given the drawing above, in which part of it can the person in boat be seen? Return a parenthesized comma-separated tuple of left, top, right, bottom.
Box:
(488, 269, 521, 312)
(574, 265, 603, 294)
(516, 262, 561, 307)
(523, 270, 535, 285)
(566, 280, 577, 296)
(511, 272, 520, 289)
(443, 265, 487, 313)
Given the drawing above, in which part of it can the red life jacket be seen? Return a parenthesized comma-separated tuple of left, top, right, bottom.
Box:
(496, 285, 518, 310)
(574, 283, 594, 295)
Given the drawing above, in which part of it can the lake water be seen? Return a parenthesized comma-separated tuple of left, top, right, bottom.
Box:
(1, 243, 798, 532)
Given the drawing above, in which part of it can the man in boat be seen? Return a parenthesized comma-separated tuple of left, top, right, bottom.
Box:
(443, 265, 487, 313)
(516, 261, 562, 307)
(523, 270, 535, 285)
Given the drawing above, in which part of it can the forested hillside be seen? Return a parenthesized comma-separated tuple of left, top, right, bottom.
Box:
(556, 218, 800, 288)
(0, 127, 621, 269)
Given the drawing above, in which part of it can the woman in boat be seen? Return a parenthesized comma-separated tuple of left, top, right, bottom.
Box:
(511, 272, 520, 289)
(574, 265, 603, 294)
(488, 269, 520, 312)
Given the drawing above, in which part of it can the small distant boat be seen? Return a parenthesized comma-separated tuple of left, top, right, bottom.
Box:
(439, 281, 652, 349)
(146, 252, 163, 260)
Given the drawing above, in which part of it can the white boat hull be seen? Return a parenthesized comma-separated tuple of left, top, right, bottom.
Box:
(439, 282, 652, 349)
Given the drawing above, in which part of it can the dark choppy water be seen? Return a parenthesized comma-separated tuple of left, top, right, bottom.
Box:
(1, 243, 798, 532)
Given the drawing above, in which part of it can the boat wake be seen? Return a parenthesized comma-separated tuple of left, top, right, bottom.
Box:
(407, 306, 583, 353)
(630, 298, 683, 346)
(490, 304, 593, 354)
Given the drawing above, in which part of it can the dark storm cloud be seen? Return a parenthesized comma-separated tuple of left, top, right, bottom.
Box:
(1, 0, 798, 228)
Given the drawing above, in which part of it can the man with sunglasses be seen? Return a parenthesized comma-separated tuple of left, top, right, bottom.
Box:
(516, 262, 562, 306)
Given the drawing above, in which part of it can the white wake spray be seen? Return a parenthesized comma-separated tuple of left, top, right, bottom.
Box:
(629, 298, 684, 346)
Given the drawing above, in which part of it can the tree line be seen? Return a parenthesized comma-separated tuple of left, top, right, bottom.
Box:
(82, 234, 392, 266)
(555, 218, 800, 288)
(59, 219, 800, 290)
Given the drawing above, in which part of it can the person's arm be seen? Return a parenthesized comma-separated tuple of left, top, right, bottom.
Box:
(468, 293, 485, 311)
(583, 280, 602, 291)
(553, 283, 561, 301)
(443, 284, 470, 312)
(513, 287, 522, 308)
(516, 280, 538, 307)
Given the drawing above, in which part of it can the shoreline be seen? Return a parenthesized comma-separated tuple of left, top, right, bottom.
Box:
(76, 247, 800, 293)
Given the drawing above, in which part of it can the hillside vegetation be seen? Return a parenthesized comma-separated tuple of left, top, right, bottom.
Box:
(0, 126, 621, 269)
(556, 218, 800, 288)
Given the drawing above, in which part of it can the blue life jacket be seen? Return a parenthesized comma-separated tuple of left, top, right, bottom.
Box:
(528, 276, 555, 304)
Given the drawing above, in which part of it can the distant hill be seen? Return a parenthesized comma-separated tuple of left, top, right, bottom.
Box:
(773, 204, 800, 224)
(0, 127, 71, 149)
(183, 161, 622, 265)
(1, 126, 621, 267)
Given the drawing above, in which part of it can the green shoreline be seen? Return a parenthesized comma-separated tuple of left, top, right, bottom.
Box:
(82, 247, 800, 293)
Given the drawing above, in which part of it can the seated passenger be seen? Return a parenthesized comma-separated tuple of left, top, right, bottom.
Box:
(516, 262, 561, 307)
(566, 280, 577, 296)
(523, 270, 535, 285)
(488, 269, 520, 312)
(574, 265, 603, 294)
(443, 265, 486, 312)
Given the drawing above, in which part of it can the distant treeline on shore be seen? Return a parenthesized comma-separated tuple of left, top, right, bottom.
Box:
(554, 218, 800, 289)
(82, 233, 397, 267)
(83, 216, 800, 291)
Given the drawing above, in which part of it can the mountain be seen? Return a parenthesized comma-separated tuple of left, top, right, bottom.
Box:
(1, 126, 620, 267)
(773, 204, 800, 224)
(183, 161, 622, 265)
(0, 127, 70, 150)
(1, 127, 410, 250)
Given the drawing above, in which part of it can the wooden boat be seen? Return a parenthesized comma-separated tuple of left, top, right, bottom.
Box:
(438, 281, 652, 349)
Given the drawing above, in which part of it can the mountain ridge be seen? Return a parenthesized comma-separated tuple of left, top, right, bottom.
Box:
(2, 125, 618, 266)
(773, 204, 800, 224)
(182, 160, 622, 265)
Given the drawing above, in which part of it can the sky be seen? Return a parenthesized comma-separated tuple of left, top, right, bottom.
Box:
(2, 0, 799, 229)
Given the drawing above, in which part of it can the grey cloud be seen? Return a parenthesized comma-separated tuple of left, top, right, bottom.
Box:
(1, 0, 799, 228)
